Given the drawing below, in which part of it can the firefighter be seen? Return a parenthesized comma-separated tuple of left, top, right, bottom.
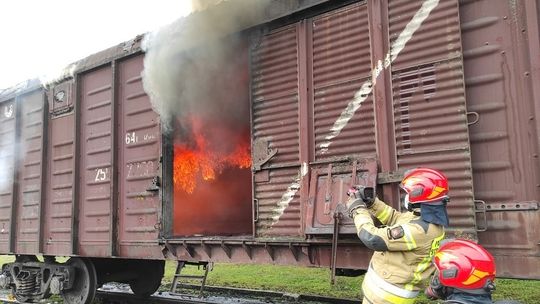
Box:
(425, 239, 520, 304)
(346, 167, 449, 304)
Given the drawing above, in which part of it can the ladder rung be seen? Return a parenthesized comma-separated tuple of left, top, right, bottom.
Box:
(171, 261, 213, 297)
(174, 275, 206, 279)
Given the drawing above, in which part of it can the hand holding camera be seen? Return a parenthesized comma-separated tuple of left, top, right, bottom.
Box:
(345, 186, 375, 218)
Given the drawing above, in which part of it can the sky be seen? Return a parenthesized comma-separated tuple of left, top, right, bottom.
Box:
(0, 0, 192, 90)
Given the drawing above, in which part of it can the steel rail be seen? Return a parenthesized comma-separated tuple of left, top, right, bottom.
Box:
(95, 285, 362, 304)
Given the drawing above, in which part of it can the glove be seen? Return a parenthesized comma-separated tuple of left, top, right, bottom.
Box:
(346, 197, 366, 218)
(425, 272, 446, 300)
(346, 186, 375, 207)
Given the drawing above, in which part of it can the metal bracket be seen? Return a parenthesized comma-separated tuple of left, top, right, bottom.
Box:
(467, 111, 480, 126)
(221, 241, 231, 259)
(161, 241, 177, 259)
(324, 164, 333, 215)
(474, 200, 488, 232)
(485, 201, 539, 212)
(201, 241, 212, 258)
(146, 176, 160, 192)
(182, 241, 194, 258)
(252, 138, 278, 171)
(289, 243, 299, 262)
(242, 241, 252, 260)
(265, 243, 274, 261)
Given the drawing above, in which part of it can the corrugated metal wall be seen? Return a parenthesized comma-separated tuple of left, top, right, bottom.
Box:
(312, 3, 376, 160)
(78, 67, 114, 256)
(117, 54, 161, 256)
(253, 0, 476, 238)
(389, 0, 475, 236)
(15, 90, 45, 253)
(251, 25, 303, 237)
(460, 0, 540, 278)
(44, 109, 75, 255)
(0, 99, 16, 253)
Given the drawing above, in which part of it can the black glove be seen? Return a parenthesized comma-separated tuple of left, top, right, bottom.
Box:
(346, 197, 366, 218)
(346, 186, 375, 207)
(425, 271, 448, 300)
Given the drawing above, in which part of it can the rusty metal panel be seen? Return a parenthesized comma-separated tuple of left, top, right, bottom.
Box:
(390, 0, 476, 238)
(43, 111, 75, 256)
(389, 0, 462, 70)
(254, 167, 302, 237)
(305, 160, 377, 234)
(117, 54, 161, 257)
(251, 24, 303, 237)
(459, 0, 540, 278)
(312, 2, 376, 160)
(79, 66, 113, 257)
(0, 99, 16, 253)
(15, 90, 45, 253)
(251, 24, 300, 167)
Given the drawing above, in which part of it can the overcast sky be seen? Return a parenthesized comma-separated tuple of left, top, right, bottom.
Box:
(0, 0, 192, 90)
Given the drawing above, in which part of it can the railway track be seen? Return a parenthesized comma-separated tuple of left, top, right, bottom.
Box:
(0, 284, 361, 304)
(96, 285, 362, 304)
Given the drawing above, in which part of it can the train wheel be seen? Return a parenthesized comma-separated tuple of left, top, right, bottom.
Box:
(61, 258, 97, 304)
(129, 260, 164, 297)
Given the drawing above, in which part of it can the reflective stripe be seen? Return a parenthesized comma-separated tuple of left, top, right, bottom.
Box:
(401, 225, 417, 250)
(376, 205, 391, 223)
(405, 231, 445, 290)
(364, 266, 419, 299)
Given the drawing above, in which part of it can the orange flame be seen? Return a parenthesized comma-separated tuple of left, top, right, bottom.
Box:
(173, 121, 251, 194)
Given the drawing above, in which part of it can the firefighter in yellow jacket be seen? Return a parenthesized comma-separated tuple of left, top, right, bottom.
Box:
(346, 168, 449, 304)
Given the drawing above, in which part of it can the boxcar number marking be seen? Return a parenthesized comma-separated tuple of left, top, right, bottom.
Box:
(95, 168, 109, 182)
(125, 132, 139, 145)
(127, 161, 155, 178)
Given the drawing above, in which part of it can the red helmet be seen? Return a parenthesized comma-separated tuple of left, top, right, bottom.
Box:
(400, 168, 449, 205)
(433, 239, 496, 290)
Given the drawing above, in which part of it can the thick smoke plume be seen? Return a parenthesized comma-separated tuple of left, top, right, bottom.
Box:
(142, 0, 272, 132)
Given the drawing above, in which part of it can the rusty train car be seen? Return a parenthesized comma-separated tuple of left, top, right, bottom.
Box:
(0, 0, 538, 303)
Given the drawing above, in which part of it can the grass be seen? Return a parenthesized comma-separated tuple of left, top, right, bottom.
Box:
(163, 262, 540, 303)
(1, 256, 539, 303)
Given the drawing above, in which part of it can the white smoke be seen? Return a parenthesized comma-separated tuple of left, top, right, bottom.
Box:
(38, 63, 77, 89)
(142, 0, 272, 132)
(0, 102, 17, 193)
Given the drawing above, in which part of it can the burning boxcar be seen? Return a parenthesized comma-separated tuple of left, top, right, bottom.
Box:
(0, 0, 538, 303)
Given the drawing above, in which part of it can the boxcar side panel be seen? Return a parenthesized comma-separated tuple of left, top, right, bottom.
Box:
(460, 0, 540, 278)
(78, 67, 113, 257)
(388, 0, 476, 237)
(251, 24, 303, 237)
(0, 99, 16, 253)
(307, 2, 378, 234)
(117, 54, 162, 258)
(43, 111, 75, 256)
(15, 90, 46, 253)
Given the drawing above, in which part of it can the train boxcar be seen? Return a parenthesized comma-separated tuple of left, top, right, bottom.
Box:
(0, 0, 538, 303)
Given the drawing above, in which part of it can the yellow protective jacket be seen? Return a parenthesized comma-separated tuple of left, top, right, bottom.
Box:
(352, 198, 445, 304)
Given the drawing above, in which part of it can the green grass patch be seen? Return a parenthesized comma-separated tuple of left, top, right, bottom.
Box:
(164, 262, 540, 303)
